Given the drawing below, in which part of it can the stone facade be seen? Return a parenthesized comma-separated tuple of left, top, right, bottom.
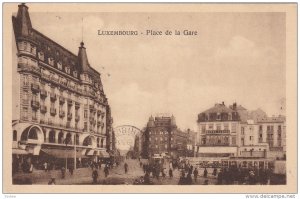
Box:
(12, 4, 113, 163)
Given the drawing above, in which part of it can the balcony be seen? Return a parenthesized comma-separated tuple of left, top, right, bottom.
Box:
(75, 102, 80, 108)
(59, 110, 65, 118)
(67, 113, 72, 120)
(40, 89, 47, 98)
(40, 105, 47, 113)
(31, 83, 40, 93)
(31, 100, 40, 109)
(50, 93, 57, 101)
(59, 96, 65, 104)
(240, 151, 266, 158)
(50, 108, 57, 116)
(89, 105, 95, 111)
(75, 115, 80, 122)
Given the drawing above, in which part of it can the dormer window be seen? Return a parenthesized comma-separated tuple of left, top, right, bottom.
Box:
(47, 46, 51, 51)
(30, 44, 36, 54)
(56, 51, 60, 56)
(48, 57, 54, 66)
(217, 113, 221, 120)
(38, 52, 44, 61)
(57, 61, 62, 70)
(73, 70, 78, 77)
(65, 66, 70, 74)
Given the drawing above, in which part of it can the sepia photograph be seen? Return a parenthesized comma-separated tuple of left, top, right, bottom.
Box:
(2, 2, 297, 194)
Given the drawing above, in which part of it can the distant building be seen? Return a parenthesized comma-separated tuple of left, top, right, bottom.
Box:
(197, 102, 286, 160)
(141, 115, 188, 158)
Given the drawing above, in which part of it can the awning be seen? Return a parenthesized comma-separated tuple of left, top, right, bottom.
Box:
(99, 151, 110, 158)
(12, 148, 29, 155)
(86, 149, 94, 156)
(41, 148, 83, 158)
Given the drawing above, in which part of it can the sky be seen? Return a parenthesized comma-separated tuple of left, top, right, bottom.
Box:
(28, 11, 286, 131)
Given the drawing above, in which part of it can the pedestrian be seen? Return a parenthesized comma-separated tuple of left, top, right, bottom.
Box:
(48, 178, 56, 185)
(204, 167, 208, 178)
(203, 179, 209, 185)
(29, 163, 33, 173)
(61, 167, 66, 179)
(169, 168, 173, 178)
(178, 172, 186, 185)
(124, 162, 128, 174)
(213, 167, 217, 176)
(144, 172, 150, 185)
(69, 165, 74, 175)
(104, 164, 109, 178)
(43, 162, 48, 172)
(162, 168, 166, 178)
(193, 167, 198, 182)
(217, 170, 223, 185)
(140, 162, 143, 168)
(186, 173, 193, 185)
(92, 168, 98, 184)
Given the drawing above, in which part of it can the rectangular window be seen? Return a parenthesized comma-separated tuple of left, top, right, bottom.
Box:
(23, 75, 29, 86)
(216, 124, 221, 130)
(22, 107, 28, 119)
(84, 122, 87, 131)
(232, 123, 237, 133)
(208, 124, 214, 130)
(224, 123, 229, 130)
(84, 110, 88, 118)
(32, 110, 37, 120)
(241, 127, 244, 135)
(231, 136, 236, 145)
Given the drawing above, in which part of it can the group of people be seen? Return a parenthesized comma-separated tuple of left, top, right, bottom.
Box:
(217, 166, 272, 185)
(91, 162, 129, 184)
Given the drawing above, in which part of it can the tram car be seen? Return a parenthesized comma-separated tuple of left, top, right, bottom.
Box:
(220, 157, 275, 170)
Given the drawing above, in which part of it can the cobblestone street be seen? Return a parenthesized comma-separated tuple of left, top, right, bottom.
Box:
(13, 159, 217, 185)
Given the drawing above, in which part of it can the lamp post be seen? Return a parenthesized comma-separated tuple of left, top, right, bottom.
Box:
(74, 134, 77, 170)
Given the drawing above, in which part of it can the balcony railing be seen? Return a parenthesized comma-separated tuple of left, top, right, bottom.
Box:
(50, 108, 57, 116)
(59, 110, 65, 118)
(50, 93, 57, 101)
(40, 89, 47, 98)
(67, 99, 73, 106)
(31, 83, 40, 93)
(31, 100, 40, 109)
(240, 151, 266, 158)
(67, 113, 72, 120)
(59, 96, 65, 104)
(40, 105, 47, 113)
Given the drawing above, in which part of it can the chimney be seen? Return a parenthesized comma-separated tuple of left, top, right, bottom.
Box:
(233, 102, 237, 110)
(222, 101, 225, 105)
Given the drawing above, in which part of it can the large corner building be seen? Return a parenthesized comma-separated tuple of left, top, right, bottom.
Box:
(12, 4, 113, 168)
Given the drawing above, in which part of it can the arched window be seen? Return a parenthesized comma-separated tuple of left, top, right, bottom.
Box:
(28, 128, 38, 139)
(49, 130, 56, 143)
(13, 130, 17, 141)
(83, 137, 91, 146)
(58, 132, 64, 144)
(66, 133, 72, 144)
